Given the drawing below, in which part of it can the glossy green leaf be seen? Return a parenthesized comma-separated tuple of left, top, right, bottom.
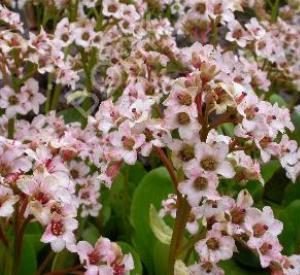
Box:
(220, 259, 267, 275)
(19, 236, 37, 275)
(51, 249, 75, 271)
(82, 223, 100, 245)
(269, 94, 287, 107)
(130, 167, 174, 275)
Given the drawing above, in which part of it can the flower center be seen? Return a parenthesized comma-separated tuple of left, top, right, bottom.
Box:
(70, 169, 79, 179)
(253, 223, 268, 238)
(201, 262, 213, 273)
(51, 220, 65, 236)
(232, 29, 243, 39)
(206, 237, 220, 250)
(108, 4, 118, 13)
(88, 249, 101, 265)
(34, 191, 50, 205)
(8, 95, 18, 105)
(177, 93, 192, 106)
(122, 137, 135, 150)
(193, 176, 208, 191)
(259, 243, 272, 255)
(176, 112, 191, 125)
(230, 207, 246, 224)
(179, 144, 194, 161)
(200, 156, 217, 171)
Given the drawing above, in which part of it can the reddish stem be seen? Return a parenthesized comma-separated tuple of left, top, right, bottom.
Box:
(154, 147, 178, 189)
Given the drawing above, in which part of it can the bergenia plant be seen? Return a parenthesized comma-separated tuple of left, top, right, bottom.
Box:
(1, 0, 300, 274)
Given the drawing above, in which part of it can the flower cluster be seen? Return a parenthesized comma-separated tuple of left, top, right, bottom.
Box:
(1, 0, 300, 274)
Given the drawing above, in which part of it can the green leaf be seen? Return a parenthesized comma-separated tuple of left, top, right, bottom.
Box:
(118, 241, 143, 275)
(261, 160, 280, 183)
(130, 167, 174, 275)
(153, 241, 170, 275)
(277, 211, 296, 255)
(24, 222, 44, 253)
(82, 223, 100, 245)
(283, 178, 300, 206)
(51, 249, 75, 271)
(19, 236, 37, 275)
(283, 200, 300, 246)
(121, 162, 147, 197)
(234, 242, 261, 269)
(219, 259, 267, 275)
(290, 111, 300, 144)
(60, 108, 86, 125)
(149, 204, 173, 245)
(269, 94, 287, 107)
(263, 169, 289, 204)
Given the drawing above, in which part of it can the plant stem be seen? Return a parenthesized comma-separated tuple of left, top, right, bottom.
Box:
(36, 250, 55, 275)
(0, 223, 8, 247)
(167, 195, 191, 275)
(44, 265, 83, 275)
(8, 118, 15, 139)
(13, 198, 29, 275)
(154, 147, 178, 189)
(50, 84, 62, 111)
(271, 0, 280, 22)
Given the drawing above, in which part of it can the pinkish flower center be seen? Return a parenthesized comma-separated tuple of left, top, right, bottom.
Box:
(259, 242, 272, 255)
(177, 93, 192, 106)
(8, 95, 19, 105)
(108, 4, 118, 13)
(0, 162, 11, 176)
(81, 191, 90, 200)
(176, 112, 191, 125)
(179, 144, 194, 161)
(34, 191, 50, 205)
(193, 176, 208, 191)
(196, 3, 206, 14)
(82, 32, 90, 41)
(201, 262, 213, 273)
(51, 220, 65, 236)
(88, 249, 101, 265)
(253, 223, 268, 237)
(50, 203, 63, 215)
(200, 156, 217, 171)
(70, 169, 79, 179)
(232, 29, 243, 39)
(230, 207, 246, 224)
(122, 136, 135, 150)
(206, 237, 220, 250)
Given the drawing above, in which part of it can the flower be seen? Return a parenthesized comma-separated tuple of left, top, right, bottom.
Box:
(41, 214, 78, 252)
(195, 229, 236, 263)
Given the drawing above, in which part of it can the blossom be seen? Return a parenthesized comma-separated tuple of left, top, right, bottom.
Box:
(41, 214, 78, 252)
(195, 230, 236, 263)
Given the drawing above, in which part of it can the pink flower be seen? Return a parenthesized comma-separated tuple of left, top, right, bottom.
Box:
(226, 20, 251, 47)
(178, 170, 219, 207)
(41, 214, 78, 252)
(248, 233, 283, 268)
(245, 206, 283, 239)
(195, 230, 236, 263)
(21, 78, 46, 115)
(0, 185, 19, 218)
(188, 261, 224, 275)
(77, 237, 134, 275)
(185, 142, 235, 178)
(110, 121, 145, 165)
(245, 18, 266, 39)
(0, 86, 28, 118)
